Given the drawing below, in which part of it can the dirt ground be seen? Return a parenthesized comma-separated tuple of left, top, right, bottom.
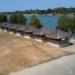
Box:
(0, 32, 74, 75)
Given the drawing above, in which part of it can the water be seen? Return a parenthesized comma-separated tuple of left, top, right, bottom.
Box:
(25, 15, 59, 31)
(7, 15, 59, 31)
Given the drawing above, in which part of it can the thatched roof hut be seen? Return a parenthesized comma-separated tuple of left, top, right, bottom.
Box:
(33, 27, 50, 36)
(15, 25, 25, 32)
(0, 23, 3, 28)
(3, 23, 11, 29)
(46, 29, 71, 40)
(9, 24, 16, 30)
(24, 26, 36, 33)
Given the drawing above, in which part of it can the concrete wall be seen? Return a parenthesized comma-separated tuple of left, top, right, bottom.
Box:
(34, 38, 43, 43)
(46, 42, 60, 48)
(23, 35, 31, 39)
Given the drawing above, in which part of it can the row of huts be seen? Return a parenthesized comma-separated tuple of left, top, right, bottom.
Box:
(0, 22, 72, 47)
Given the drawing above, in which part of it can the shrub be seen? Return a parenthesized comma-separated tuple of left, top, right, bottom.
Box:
(0, 14, 7, 22)
(57, 15, 75, 33)
(9, 14, 26, 24)
(30, 15, 43, 28)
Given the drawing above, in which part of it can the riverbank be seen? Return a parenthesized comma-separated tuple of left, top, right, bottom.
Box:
(0, 32, 75, 75)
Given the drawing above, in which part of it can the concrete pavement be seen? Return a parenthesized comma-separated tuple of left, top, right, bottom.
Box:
(10, 54, 75, 75)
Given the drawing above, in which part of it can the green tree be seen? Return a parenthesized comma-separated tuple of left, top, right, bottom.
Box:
(30, 15, 43, 28)
(57, 15, 75, 33)
(0, 14, 7, 22)
(71, 16, 75, 33)
(9, 14, 18, 24)
(17, 14, 26, 24)
(9, 14, 26, 24)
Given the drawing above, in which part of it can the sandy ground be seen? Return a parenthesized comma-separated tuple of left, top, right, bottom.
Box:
(0, 32, 74, 75)
(10, 54, 75, 75)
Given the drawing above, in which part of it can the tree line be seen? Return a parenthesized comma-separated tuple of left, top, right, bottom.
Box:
(0, 7, 75, 15)
(0, 14, 43, 29)
(0, 13, 75, 33)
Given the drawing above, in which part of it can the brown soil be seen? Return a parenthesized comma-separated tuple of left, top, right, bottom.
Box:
(0, 32, 74, 75)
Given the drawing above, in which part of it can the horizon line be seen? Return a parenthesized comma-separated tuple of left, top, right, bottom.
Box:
(0, 7, 75, 12)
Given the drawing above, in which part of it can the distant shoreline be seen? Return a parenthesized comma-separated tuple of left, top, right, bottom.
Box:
(23, 13, 75, 16)
(23, 14, 53, 16)
(3, 13, 75, 16)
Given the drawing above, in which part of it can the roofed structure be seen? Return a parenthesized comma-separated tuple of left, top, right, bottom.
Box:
(24, 26, 36, 33)
(33, 27, 50, 36)
(46, 29, 71, 40)
(2, 23, 11, 29)
(15, 25, 25, 32)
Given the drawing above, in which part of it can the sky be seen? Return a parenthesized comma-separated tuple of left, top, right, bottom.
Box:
(0, 0, 75, 12)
